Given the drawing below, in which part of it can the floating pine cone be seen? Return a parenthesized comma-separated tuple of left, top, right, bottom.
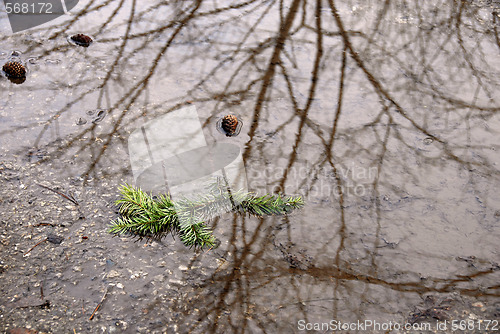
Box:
(221, 115, 238, 134)
(70, 34, 93, 47)
(2, 61, 26, 79)
(216, 114, 243, 137)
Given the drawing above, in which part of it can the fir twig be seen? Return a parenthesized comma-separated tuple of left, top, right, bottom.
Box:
(109, 183, 304, 249)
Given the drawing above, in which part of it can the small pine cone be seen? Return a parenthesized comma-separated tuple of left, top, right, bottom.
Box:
(71, 34, 93, 47)
(2, 61, 26, 79)
(221, 115, 238, 134)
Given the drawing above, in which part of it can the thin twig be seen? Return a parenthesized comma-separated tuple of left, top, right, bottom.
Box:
(24, 238, 48, 255)
(36, 183, 79, 206)
(89, 286, 110, 320)
(34, 223, 56, 227)
(15, 300, 50, 309)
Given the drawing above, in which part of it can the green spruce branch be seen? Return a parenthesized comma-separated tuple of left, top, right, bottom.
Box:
(109, 183, 304, 249)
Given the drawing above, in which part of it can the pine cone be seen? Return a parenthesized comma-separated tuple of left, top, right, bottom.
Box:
(2, 61, 26, 79)
(70, 34, 93, 47)
(221, 115, 238, 134)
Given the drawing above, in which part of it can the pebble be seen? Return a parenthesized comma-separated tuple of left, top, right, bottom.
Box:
(153, 274, 164, 282)
(120, 321, 128, 330)
(47, 234, 63, 244)
(107, 270, 120, 278)
(130, 272, 147, 280)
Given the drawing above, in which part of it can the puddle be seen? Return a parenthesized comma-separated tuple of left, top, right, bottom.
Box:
(0, 0, 499, 333)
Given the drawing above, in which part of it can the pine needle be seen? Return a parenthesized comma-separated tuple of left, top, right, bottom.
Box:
(109, 182, 304, 249)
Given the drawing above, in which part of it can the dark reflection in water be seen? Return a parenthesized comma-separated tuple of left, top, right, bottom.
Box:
(0, 0, 499, 332)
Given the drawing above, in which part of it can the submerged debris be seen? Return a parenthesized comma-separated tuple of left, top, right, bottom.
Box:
(70, 34, 93, 47)
(408, 295, 453, 324)
(274, 240, 313, 270)
(76, 117, 87, 125)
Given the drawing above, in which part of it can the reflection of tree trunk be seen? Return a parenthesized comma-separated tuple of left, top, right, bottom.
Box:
(245, 0, 301, 157)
